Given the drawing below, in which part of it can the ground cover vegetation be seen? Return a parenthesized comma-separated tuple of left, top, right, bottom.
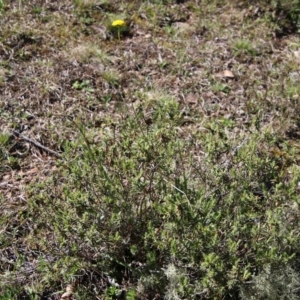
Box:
(1, 0, 300, 299)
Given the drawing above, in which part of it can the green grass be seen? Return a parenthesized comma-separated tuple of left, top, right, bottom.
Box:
(1, 0, 300, 299)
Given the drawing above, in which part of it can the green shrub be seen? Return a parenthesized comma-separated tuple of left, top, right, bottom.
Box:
(2, 92, 300, 298)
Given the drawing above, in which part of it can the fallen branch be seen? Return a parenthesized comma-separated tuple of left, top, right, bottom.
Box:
(12, 130, 62, 158)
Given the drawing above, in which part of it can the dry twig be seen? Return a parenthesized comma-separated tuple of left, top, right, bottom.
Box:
(11, 130, 62, 158)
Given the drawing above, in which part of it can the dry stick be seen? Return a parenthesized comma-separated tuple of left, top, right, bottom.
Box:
(12, 130, 62, 158)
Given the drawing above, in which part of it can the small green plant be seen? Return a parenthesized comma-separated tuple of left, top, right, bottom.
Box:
(32, 5, 43, 15)
(25, 286, 40, 300)
(0, 133, 11, 173)
(0, 0, 4, 13)
(0, 287, 23, 300)
(212, 82, 230, 93)
(101, 69, 120, 86)
(286, 83, 300, 99)
(233, 39, 257, 56)
(0, 132, 10, 147)
(126, 289, 136, 300)
(105, 286, 123, 300)
(72, 80, 94, 92)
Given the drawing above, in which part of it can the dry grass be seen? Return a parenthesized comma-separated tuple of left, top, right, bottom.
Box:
(1, 0, 300, 299)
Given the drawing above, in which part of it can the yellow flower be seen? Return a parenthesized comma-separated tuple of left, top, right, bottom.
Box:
(112, 20, 126, 27)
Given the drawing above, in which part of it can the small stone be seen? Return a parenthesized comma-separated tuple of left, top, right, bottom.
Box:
(223, 70, 235, 79)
